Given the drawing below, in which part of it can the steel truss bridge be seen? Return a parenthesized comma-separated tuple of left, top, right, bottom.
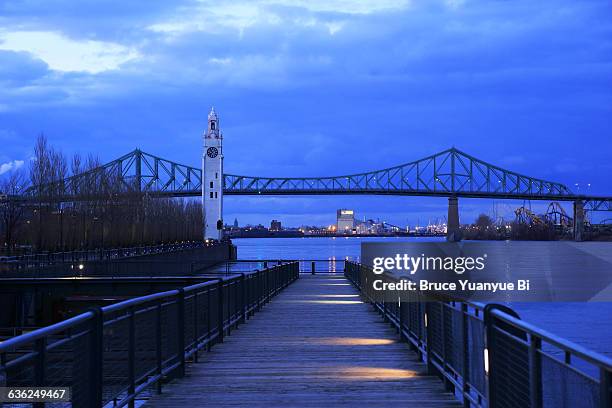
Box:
(23, 147, 612, 210)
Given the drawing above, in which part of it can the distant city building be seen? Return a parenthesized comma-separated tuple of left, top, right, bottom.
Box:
(270, 219, 282, 231)
(336, 209, 355, 233)
(233, 218, 239, 228)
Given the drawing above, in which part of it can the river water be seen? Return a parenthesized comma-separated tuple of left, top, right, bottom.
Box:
(233, 236, 612, 358)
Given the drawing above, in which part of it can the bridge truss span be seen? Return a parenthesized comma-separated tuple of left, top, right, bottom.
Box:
(24, 149, 203, 199)
(225, 148, 573, 200)
(23, 147, 612, 210)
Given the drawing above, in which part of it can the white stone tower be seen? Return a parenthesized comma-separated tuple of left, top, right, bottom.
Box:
(202, 107, 224, 240)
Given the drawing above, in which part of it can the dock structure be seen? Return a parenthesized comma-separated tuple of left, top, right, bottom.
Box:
(146, 274, 459, 407)
(1, 260, 611, 408)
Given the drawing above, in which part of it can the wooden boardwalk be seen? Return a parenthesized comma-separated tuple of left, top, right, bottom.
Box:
(145, 274, 460, 407)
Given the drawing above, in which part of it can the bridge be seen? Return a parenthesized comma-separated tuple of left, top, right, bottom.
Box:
(21, 147, 597, 200)
(19, 146, 612, 241)
(1, 261, 610, 407)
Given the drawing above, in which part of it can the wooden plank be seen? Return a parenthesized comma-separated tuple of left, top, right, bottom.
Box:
(145, 274, 460, 407)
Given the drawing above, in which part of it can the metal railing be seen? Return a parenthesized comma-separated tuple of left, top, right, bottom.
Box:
(296, 259, 347, 274)
(0, 241, 230, 278)
(345, 261, 612, 408)
(219, 259, 348, 275)
(0, 241, 216, 266)
(0, 262, 299, 407)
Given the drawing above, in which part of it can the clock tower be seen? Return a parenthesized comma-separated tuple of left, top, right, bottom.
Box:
(202, 107, 223, 240)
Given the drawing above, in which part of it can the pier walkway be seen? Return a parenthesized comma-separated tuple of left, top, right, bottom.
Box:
(2, 261, 610, 407)
(146, 274, 459, 407)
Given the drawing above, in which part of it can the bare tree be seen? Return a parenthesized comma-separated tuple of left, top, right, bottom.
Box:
(19, 136, 204, 251)
(0, 170, 28, 252)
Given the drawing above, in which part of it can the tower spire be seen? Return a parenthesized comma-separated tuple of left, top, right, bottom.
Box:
(206, 106, 221, 138)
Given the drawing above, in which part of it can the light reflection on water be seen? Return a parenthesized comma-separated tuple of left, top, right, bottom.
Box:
(233, 237, 612, 357)
(234, 236, 444, 261)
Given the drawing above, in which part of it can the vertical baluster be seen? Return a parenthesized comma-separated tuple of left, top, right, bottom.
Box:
(207, 287, 212, 351)
(193, 292, 199, 362)
(600, 367, 611, 408)
(33, 337, 46, 408)
(217, 281, 224, 343)
(461, 304, 470, 408)
(177, 289, 185, 377)
(156, 303, 162, 394)
(128, 307, 135, 408)
(89, 308, 103, 407)
(529, 335, 542, 408)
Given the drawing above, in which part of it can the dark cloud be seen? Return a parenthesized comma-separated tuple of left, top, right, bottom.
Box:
(0, 50, 49, 85)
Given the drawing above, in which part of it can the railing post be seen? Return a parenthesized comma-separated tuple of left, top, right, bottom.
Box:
(254, 271, 261, 312)
(217, 280, 224, 343)
(176, 289, 185, 378)
(128, 307, 135, 408)
(264, 269, 270, 304)
(529, 335, 542, 408)
(484, 309, 495, 408)
(398, 299, 404, 338)
(156, 303, 163, 393)
(382, 295, 388, 322)
(206, 288, 212, 351)
(33, 337, 46, 408)
(227, 281, 232, 336)
(88, 308, 103, 408)
(193, 292, 199, 363)
(601, 368, 611, 408)
(461, 303, 470, 408)
(440, 305, 452, 393)
(241, 274, 247, 323)
(424, 302, 434, 375)
(311, 261, 315, 275)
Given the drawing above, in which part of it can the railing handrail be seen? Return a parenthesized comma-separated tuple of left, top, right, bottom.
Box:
(344, 260, 612, 408)
(349, 260, 612, 370)
(0, 270, 266, 350)
(490, 308, 612, 370)
(0, 261, 299, 407)
(0, 241, 215, 263)
(0, 312, 95, 351)
(102, 288, 181, 314)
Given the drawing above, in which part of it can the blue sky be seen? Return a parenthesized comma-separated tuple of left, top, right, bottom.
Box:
(1, 0, 611, 226)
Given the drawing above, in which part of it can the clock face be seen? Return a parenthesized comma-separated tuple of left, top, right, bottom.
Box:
(206, 147, 219, 158)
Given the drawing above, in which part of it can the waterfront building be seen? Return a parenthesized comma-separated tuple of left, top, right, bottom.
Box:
(270, 220, 282, 231)
(337, 209, 355, 233)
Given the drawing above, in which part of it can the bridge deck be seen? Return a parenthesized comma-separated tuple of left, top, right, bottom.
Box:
(145, 274, 460, 407)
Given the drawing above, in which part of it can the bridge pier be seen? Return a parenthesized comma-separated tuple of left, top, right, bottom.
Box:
(447, 196, 462, 242)
(573, 200, 585, 241)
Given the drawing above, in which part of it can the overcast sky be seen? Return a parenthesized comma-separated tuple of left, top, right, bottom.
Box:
(1, 0, 611, 226)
